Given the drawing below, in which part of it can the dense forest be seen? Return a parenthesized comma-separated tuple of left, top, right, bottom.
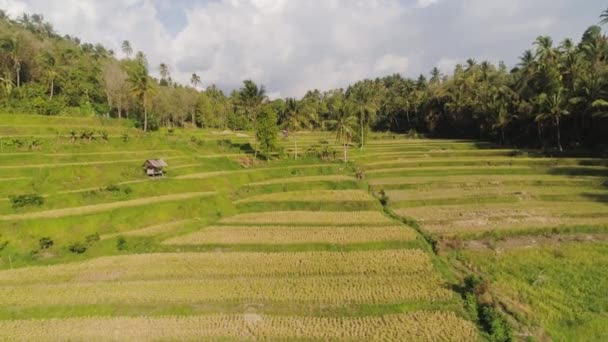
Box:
(1, 9, 607, 151)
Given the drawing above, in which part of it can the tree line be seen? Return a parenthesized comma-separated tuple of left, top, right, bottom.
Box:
(1, 9, 607, 157)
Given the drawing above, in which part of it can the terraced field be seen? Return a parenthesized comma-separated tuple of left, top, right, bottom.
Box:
(1, 114, 606, 340)
(0, 115, 478, 341)
(361, 137, 608, 340)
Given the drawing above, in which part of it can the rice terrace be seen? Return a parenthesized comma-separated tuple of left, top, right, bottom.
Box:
(0, 2, 608, 342)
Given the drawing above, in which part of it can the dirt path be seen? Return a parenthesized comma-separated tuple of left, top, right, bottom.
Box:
(0, 192, 215, 221)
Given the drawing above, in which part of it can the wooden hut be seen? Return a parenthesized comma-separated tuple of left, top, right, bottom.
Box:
(143, 159, 167, 177)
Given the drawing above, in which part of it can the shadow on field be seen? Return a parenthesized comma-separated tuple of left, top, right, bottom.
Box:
(218, 139, 254, 154)
(583, 193, 608, 204)
(548, 167, 608, 177)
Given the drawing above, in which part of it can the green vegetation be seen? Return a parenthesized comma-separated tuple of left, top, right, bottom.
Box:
(0, 7, 607, 342)
(1, 10, 608, 152)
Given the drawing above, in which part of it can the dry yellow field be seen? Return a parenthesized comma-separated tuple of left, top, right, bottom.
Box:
(0, 250, 435, 284)
(0, 312, 478, 341)
(248, 175, 356, 186)
(163, 225, 416, 245)
(235, 190, 375, 203)
(0, 275, 453, 306)
(220, 211, 394, 225)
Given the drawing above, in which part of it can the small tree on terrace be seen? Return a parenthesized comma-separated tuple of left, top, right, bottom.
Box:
(256, 105, 279, 160)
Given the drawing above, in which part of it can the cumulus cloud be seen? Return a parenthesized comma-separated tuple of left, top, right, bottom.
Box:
(0, 0, 604, 97)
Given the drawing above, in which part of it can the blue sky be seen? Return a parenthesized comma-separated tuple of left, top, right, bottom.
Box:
(1, 0, 606, 97)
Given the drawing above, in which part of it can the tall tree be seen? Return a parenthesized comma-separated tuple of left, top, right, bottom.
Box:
(121, 40, 133, 59)
(239, 80, 267, 157)
(38, 51, 58, 100)
(256, 105, 279, 160)
(101, 59, 128, 119)
(327, 98, 357, 162)
(537, 89, 570, 151)
(159, 63, 170, 84)
(191, 73, 201, 88)
(126, 53, 155, 132)
(347, 82, 378, 149)
(0, 37, 21, 87)
(283, 98, 314, 160)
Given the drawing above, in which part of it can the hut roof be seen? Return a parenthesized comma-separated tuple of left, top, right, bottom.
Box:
(144, 159, 168, 168)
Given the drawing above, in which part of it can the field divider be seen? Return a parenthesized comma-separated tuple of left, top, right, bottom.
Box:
(0, 192, 216, 221)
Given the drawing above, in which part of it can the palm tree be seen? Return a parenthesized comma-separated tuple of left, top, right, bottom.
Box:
(127, 54, 155, 132)
(348, 83, 378, 150)
(537, 89, 569, 151)
(121, 40, 133, 59)
(239, 80, 267, 157)
(327, 99, 357, 162)
(191, 73, 201, 88)
(159, 63, 170, 81)
(283, 98, 314, 160)
(0, 37, 21, 87)
(39, 52, 58, 100)
(430, 67, 442, 83)
(600, 8, 608, 25)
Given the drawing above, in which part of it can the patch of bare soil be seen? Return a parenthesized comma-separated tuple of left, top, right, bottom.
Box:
(463, 233, 608, 252)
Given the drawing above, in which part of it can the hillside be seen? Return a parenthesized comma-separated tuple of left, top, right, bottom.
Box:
(0, 114, 606, 340)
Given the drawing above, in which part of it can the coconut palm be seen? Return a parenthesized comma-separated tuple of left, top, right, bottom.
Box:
(537, 89, 569, 151)
(600, 8, 608, 25)
(283, 98, 315, 160)
(121, 40, 133, 59)
(39, 52, 58, 99)
(191, 73, 201, 88)
(327, 99, 358, 162)
(159, 63, 170, 81)
(348, 83, 378, 150)
(127, 54, 155, 132)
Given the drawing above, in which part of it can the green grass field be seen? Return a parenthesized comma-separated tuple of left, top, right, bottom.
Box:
(0, 114, 606, 340)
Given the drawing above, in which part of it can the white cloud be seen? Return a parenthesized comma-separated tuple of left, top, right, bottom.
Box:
(1, 0, 604, 97)
(416, 0, 441, 9)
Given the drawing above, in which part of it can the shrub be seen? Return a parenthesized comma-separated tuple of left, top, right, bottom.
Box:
(10, 194, 45, 209)
(68, 242, 87, 254)
(460, 274, 512, 342)
(117, 236, 128, 251)
(85, 233, 100, 245)
(0, 235, 8, 252)
(378, 190, 390, 206)
(39, 237, 54, 250)
(105, 184, 121, 193)
(105, 185, 132, 195)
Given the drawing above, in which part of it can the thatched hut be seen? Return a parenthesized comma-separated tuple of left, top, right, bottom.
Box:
(143, 159, 167, 177)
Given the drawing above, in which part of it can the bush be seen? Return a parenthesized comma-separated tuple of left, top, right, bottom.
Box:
(116, 236, 128, 251)
(460, 274, 512, 342)
(105, 185, 132, 195)
(378, 190, 390, 206)
(10, 194, 44, 209)
(39, 237, 54, 250)
(68, 242, 87, 254)
(85, 233, 100, 245)
(0, 235, 8, 252)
